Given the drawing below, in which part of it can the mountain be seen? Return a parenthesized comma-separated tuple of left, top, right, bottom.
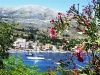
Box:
(0, 5, 60, 28)
(0, 5, 84, 38)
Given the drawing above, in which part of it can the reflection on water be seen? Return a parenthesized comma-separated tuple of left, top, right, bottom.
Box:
(34, 60, 39, 64)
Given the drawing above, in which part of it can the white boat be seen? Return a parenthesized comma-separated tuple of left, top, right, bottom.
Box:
(27, 56, 45, 60)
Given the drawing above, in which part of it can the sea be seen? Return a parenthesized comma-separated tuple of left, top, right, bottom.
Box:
(10, 51, 92, 74)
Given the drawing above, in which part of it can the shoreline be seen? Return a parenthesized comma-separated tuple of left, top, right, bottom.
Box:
(8, 49, 72, 53)
(8, 49, 92, 54)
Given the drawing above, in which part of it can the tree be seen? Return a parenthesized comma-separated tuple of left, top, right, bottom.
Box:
(0, 22, 16, 59)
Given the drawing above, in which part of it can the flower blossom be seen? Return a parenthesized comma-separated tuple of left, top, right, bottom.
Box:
(50, 33, 56, 38)
(73, 44, 86, 62)
(77, 55, 84, 62)
(49, 28, 56, 38)
(49, 28, 55, 34)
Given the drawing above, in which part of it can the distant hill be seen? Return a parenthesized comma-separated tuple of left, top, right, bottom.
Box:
(0, 5, 60, 28)
(0, 5, 91, 38)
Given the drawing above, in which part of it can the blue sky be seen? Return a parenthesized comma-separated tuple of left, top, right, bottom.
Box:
(0, 0, 90, 12)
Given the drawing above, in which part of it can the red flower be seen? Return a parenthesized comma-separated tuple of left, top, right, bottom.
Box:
(74, 46, 84, 62)
(77, 56, 84, 62)
(50, 33, 56, 38)
(49, 28, 55, 34)
(49, 28, 56, 38)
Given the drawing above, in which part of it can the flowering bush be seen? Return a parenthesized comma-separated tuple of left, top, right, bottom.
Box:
(50, 0, 100, 75)
(50, 12, 71, 35)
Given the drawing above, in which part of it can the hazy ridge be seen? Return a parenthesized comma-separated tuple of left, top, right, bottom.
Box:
(0, 5, 60, 28)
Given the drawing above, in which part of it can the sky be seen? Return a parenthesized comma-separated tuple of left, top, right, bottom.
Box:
(0, 0, 91, 12)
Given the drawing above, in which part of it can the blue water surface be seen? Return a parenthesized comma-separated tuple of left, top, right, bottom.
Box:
(10, 52, 92, 72)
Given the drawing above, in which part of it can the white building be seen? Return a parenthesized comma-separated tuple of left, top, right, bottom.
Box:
(13, 38, 26, 49)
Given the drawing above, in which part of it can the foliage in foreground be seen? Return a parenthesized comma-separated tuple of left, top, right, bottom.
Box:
(0, 55, 56, 75)
(49, 0, 100, 75)
(0, 56, 39, 75)
(0, 22, 16, 59)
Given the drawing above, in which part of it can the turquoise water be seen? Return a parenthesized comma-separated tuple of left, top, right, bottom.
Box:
(10, 52, 91, 72)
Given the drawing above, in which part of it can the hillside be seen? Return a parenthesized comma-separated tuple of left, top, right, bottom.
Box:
(0, 5, 89, 38)
(0, 5, 60, 28)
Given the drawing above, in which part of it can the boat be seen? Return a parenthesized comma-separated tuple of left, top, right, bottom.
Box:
(27, 56, 45, 60)
(26, 51, 45, 60)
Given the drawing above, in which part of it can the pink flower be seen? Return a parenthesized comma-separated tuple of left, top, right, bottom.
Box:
(49, 28, 56, 38)
(75, 48, 81, 57)
(73, 46, 80, 54)
(50, 33, 56, 38)
(49, 28, 55, 34)
(74, 46, 84, 62)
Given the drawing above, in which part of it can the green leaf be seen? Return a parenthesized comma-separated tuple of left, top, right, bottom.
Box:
(95, 37, 100, 44)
